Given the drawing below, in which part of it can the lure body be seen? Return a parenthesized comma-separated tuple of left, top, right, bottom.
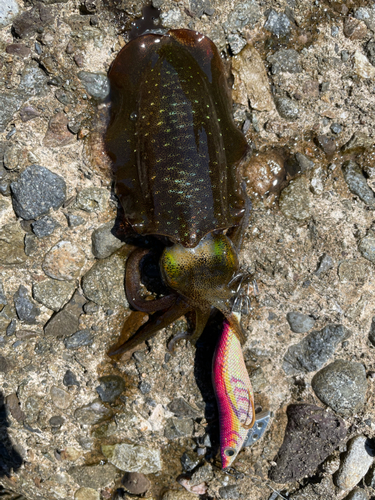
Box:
(212, 312, 255, 468)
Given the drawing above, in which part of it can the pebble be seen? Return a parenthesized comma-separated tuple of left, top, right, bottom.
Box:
(44, 290, 86, 337)
(312, 360, 367, 416)
(19, 62, 48, 97)
(63, 369, 79, 387)
(344, 17, 367, 39)
(316, 134, 336, 156)
(78, 71, 109, 100)
(102, 443, 162, 473)
(91, 221, 125, 259)
(190, 463, 213, 486)
(3, 143, 28, 171)
(279, 177, 311, 221)
(0, 92, 24, 133)
(0, 281, 7, 310)
(14, 285, 40, 324)
(6, 319, 16, 336)
(49, 415, 65, 428)
(74, 400, 114, 426)
(218, 485, 240, 499)
(68, 464, 117, 490)
(283, 324, 351, 375)
(66, 213, 86, 227)
(190, 0, 214, 17)
(315, 253, 334, 276)
(42, 241, 86, 281)
(33, 279, 75, 312)
(286, 312, 315, 333)
(81, 253, 128, 308)
(335, 435, 374, 491)
(0, 0, 19, 27)
(369, 317, 375, 347)
(343, 488, 369, 500)
(50, 386, 72, 410)
(331, 123, 342, 134)
(5, 43, 30, 57)
(139, 381, 151, 394)
(342, 161, 375, 205)
(226, 0, 260, 31)
(358, 233, 375, 264)
(19, 106, 40, 122)
(167, 397, 201, 418)
(342, 132, 374, 154)
(31, 216, 58, 238)
(64, 329, 94, 349)
(264, 9, 291, 36)
(354, 51, 375, 79)
(122, 472, 150, 495)
(11, 165, 66, 220)
(75, 187, 109, 212)
(96, 375, 125, 403)
(275, 97, 299, 121)
(164, 418, 194, 439)
(366, 41, 375, 66)
(180, 450, 200, 472)
(267, 49, 301, 74)
(74, 487, 100, 500)
(269, 404, 346, 483)
(0, 223, 26, 264)
(6, 393, 25, 422)
(43, 112, 76, 147)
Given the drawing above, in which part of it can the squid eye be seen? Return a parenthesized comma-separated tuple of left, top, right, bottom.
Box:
(224, 447, 235, 457)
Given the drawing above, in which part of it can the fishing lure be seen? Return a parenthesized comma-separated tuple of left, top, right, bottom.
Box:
(212, 311, 255, 469)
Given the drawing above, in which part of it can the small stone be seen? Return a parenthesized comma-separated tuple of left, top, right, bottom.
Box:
(102, 443, 162, 473)
(66, 213, 85, 227)
(139, 381, 151, 394)
(50, 386, 72, 410)
(335, 436, 374, 490)
(0, 0, 19, 27)
(267, 49, 301, 74)
(75, 400, 114, 426)
(11, 165, 66, 220)
(354, 51, 375, 79)
(160, 8, 183, 28)
(74, 487, 100, 500)
(286, 312, 315, 333)
(19, 62, 48, 97)
(283, 324, 351, 375)
(0, 281, 7, 311)
(369, 317, 375, 347)
(75, 187, 109, 212)
(279, 177, 311, 221)
(78, 71, 109, 100)
(82, 252, 128, 308)
(92, 221, 125, 259)
(331, 123, 342, 135)
(64, 329, 93, 349)
(5, 43, 30, 57)
(6, 319, 16, 336)
(31, 216, 58, 238)
(275, 97, 299, 121)
(269, 404, 346, 483)
(167, 398, 201, 418)
(343, 488, 369, 500)
(316, 134, 336, 156)
(122, 472, 150, 495)
(226, 0, 260, 31)
(181, 450, 200, 472)
(227, 34, 246, 55)
(342, 132, 374, 154)
(0, 93, 24, 133)
(344, 18, 367, 39)
(6, 393, 25, 422)
(366, 41, 375, 66)
(164, 418, 194, 439)
(341, 50, 349, 62)
(20, 106, 40, 122)
(42, 241, 86, 281)
(33, 279, 75, 312)
(218, 485, 240, 499)
(342, 161, 375, 205)
(264, 9, 291, 37)
(44, 290, 86, 337)
(358, 233, 375, 264)
(14, 285, 40, 324)
(190, 0, 214, 17)
(0, 223, 27, 264)
(49, 415, 65, 428)
(63, 369, 79, 387)
(43, 112, 76, 147)
(338, 259, 369, 283)
(312, 360, 367, 416)
(96, 375, 125, 403)
(315, 253, 334, 276)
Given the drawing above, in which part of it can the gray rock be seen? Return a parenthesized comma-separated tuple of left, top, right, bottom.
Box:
(286, 312, 315, 333)
(64, 329, 93, 349)
(14, 285, 40, 324)
(0, 0, 19, 27)
(11, 165, 66, 220)
(139, 381, 151, 394)
(164, 418, 194, 439)
(335, 435, 374, 490)
(343, 488, 369, 500)
(31, 216, 58, 238)
(0, 355, 10, 372)
(366, 41, 375, 66)
(6, 319, 16, 336)
(227, 33, 247, 55)
(75, 400, 114, 426)
(122, 472, 150, 495)
(312, 360, 367, 416)
(19, 62, 48, 97)
(218, 485, 240, 499)
(275, 97, 299, 121)
(190, 463, 213, 486)
(226, 0, 261, 31)
(44, 290, 86, 338)
(33, 279, 75, 312)
(0, 222, 27, 265)
(342, 161, 375, 205)
(269, 404, 346, 483)
(75, 187, 109, 212)
(24, 234, 38, 257)
(279, 177, 311, 221)
(358, 233, 375, 264)
(369, 317, 375, 346)
(68, 464, 118, 489)
(189, 0, 214, 17)
(0, 281, 7, 311)
(102, 443, 162, 473)
(167, 398, 201, 418)
(315, 253, 334, 276)
(96, 375, 125, 403)
(50, 386, 72, 409)
(66, 213, 85, 227)
(283, 324, 351, 375)
(180, 450, 200, 472)
(92, 221, 125, 259)
(0, 92, 24, 133)
(82, 253, 127, 308)
(264, 9, 291, 37)
(331, 123, 342, 135)
(268, 49, 301, 74)
(49, 415, 65, 428)
(78, 71, 109, 100)
(63, 369, 79, 387)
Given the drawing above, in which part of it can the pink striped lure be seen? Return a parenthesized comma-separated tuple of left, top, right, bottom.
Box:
(212, 312, 255, 469)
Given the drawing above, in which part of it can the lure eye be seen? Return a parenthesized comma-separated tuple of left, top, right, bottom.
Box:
(224, 447, 235, 457)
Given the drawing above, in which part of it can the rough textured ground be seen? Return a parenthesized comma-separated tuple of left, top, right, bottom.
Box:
(0, 0, 375, 499)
